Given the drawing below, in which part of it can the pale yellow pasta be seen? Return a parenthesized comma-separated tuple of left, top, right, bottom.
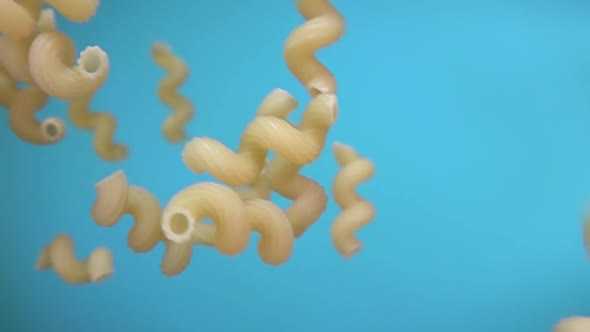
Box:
(37, 8, 57, 33)
(29, 31, 109, 100)
(151, 42, 195, 143)
(44, 0, 99, 23)
(0, 64, 18, 108)
(182, 91, 336, 187)
(8, 86, 66, 144)
(68, 94, 128, 161)
(92, 170, 193, 276)
(0, 0, 48, 84)
(161, 182, 294, 265)
(330, 142, 375, 258)
(284, 0, 345, 96)
(0, 0, 40, 39)
(553, 317, 590, 332)
(35, 233, 113, 284)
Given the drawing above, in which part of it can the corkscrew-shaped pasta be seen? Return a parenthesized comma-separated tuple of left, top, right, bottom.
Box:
(29, 31, 109, 100)
(8, 86, 66, 144)
(0, 0, 40, 39)
(0, 65, 17, 108)
(92, 170, 193, 276)
(151, 42, 195, 143)
(35, 234, 114, 284)
(284, 0, 345, 96)
(0, 6, 55, 85)
(162, 182, 294, 265)
(68, 94, 128, 161)
(553, 317, 590, 332)
(182, 91, 337, 187)
(44, 0, 99, 23)
(330, 142, 375, 258)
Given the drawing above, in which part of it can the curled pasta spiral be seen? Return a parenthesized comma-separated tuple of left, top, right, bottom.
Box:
(284, 0, 345, 96)
(44, 0, 99, 23)
(553, 317, 590, 332)
(67, 94, 128, 161)
(8, 86, 66, 144)
(151, 42, 195, 143)
(92, 170, 193, 276)
(330, 142, 375, 258)
(182, 91, 337, 187)
(162, 182, 294, 265)
(29, 31, 109, 100)
(0, 0, 41, 39)
(36, 234, 114, 284)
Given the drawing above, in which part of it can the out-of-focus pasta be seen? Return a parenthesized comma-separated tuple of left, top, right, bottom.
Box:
(44, 0, 99, 23)
(284, 0, 345, 96)
(553, 317, 590, 332)
(0, 0, 40, 39)
(8, 86, 66, 144)
(330, 142, 375, 258)
(151, 42, 195, 143)
(36, 234, 113, 284)
(92, 170, 193, 276)
(0, 64, 17, 108)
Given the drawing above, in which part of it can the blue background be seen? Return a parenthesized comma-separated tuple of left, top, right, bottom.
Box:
(1, 0, 590, 331)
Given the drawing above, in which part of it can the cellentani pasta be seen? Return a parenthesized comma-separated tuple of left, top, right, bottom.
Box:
(67, 93, 128, 161)
(0, 65, 17, 108)
(553, 317, 590, 332)
(182, 91, 336, 187)
(43, 0, 99, 23)
(29, 31, 110, 101)
(0, 0, 39, 39)
(161, 182, 294, 265)
(8, 86, 66, 144)
(36, 234, 114, 284)
(92, 170, 193, 276)
(284, 0, 345, 96)
(330, 142, 375, 258)
(152, 42, 195, 143)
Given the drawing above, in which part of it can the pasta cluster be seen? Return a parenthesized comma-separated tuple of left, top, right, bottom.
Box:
(29, 0, 376, 286)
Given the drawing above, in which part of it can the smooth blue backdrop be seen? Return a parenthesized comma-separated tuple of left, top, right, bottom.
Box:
(1, 0, 590, 331)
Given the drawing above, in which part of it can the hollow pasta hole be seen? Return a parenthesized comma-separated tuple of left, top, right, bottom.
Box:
(169, 213, 190, 236)
(81, 50, 102, 73)
(45, 122, 58, 137)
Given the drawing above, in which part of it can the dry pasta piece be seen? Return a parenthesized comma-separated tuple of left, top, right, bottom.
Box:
(0, 1, 50, 85)
(35, 234, 113, 284)
(162, 182, 294, 265)
(29, 31, 109, 100)
(553, 317, 590, 332)
(0, 0, 40, 39)
(182, 90, 336, 187)
(0, 64, 18, 108)
(8, 86, 66, 144)
(68, 93, 128, 161)
(284, 0, 345, 96)
(330, 142, 375, 258)
(151, 42, 195, 143)
(44, 0, 99, 23)
(92, 170, 193, 276)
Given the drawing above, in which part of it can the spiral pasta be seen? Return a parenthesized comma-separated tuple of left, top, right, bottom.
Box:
(182, 91, 337, 187)
(553, 317, 590, 332)
(161, 182, 294, 265)
(0, 5, 55, 85)
(29, 31, 109, 100)
(151, 42, 195, 143)
(35, 234, 114, 284)
(330, 142, 375, 258)
(0, 0, 40, 39)
(67, 94, 128, 161)
(44, 0, 99, 23)
(92, 170, 193, 276)
(8, 86, 66, 144)
(284, 0, 345, 96)
(0, 65, 18, 108)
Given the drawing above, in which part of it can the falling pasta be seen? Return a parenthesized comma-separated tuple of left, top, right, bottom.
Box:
(36, 234, 114, 285)
(330, 142, 375, 258)
(151, 42, 195, 143)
